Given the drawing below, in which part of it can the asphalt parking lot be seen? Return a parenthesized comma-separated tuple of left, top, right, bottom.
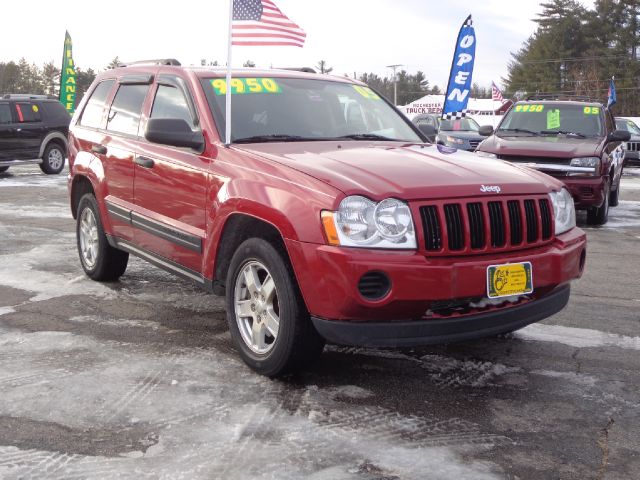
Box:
(1, 165, 639, 480)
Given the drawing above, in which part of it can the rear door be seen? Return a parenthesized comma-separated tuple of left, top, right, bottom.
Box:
(132, 75, 208, 273)
(102, 77, 152, 241)
(12, 101, 44, 159)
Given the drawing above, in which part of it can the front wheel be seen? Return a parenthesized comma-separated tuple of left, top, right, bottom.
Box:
(76, 193, 129, 281)
(609, 176, 621, 207)
(39, 143, 65, 174)
(226, 238, 324, 376)
(587, 181, 610, 226)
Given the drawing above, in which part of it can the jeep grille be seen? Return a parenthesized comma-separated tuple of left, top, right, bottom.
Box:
(418, 196, 553, 255)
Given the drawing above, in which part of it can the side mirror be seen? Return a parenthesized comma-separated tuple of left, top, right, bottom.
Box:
(417, 124, 437, 142)
(145, 118, 205, 151)
(478, 125, 494, 136)
(608, 129, 631, 142)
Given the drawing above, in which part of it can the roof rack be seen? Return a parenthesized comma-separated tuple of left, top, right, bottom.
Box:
(277, 67, 317, 73)
(524, 94, 600, 103)
(117, 59, 181, 68)
(2, 94, 58, 100)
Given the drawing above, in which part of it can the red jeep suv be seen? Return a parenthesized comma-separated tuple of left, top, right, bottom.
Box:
(68, 60, 587, 376)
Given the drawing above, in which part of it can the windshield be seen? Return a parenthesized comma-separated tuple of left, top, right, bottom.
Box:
(616, 118, 640, 135)
(440, 117, 480, 132)
(498, 103, 604, 137)
(201, 76, 422, 143)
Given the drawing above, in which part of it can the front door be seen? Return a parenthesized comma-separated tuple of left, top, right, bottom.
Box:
(132, 81, 207, 273)
(0, 102, 14, 161)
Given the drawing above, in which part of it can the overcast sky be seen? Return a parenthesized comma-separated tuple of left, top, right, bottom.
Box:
(5, 0, 593, 89)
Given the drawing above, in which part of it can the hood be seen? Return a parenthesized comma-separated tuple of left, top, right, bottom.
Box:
(438, 130, 485, 141)
(235, 141, 562, 200)
(479, 134, 602, 158)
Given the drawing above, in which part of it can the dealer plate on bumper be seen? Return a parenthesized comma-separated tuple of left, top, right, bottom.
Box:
(487, 262, 533, 298)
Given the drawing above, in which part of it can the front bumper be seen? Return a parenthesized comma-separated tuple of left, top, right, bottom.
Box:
(311, 285, 570, 347)
(624, 150, 640, 167)
(286, 227, 586, 323)
(559, 175, 607, 209)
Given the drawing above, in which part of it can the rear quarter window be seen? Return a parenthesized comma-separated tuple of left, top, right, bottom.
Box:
(42, 101, 71, 126)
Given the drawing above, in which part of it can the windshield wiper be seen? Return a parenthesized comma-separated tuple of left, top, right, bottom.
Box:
(335, 133, 398, 141)
(497, 128, 541, 136)
(233, 134, 323, 144)
(540, 130, 586, 138)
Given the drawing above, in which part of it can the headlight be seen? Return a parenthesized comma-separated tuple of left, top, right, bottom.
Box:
(548, 188, 576, 235)
(570, 157, 600, 168)
(445, 136, 465, 145)
(321, 195, 417, 249)
(475, 151, 497, 158)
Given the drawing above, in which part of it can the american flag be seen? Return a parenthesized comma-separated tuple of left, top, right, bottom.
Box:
(491, 81, 504, 102)
(232, 0, 306, 47)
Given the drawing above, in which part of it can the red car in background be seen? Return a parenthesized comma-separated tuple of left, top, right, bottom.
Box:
(67, 60, 586, 376)
(476, 98, 630, 225)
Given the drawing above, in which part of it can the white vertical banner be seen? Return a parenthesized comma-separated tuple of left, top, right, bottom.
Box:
(225, 0, 234, 146)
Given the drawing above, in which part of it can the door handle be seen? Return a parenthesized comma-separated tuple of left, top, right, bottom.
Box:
(134, 156, 155, 168)
(91, 144, 107, 155)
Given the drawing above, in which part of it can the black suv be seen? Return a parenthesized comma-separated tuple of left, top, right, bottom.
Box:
(0, 94, 71, 175)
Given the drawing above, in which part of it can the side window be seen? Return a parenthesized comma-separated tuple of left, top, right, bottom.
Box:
(80, 80, 115, 129)
(106, 84, 149, 136)
(0, 104, 12, 124)
(15, 103, 42, 123)
(150, 85, 195, 129)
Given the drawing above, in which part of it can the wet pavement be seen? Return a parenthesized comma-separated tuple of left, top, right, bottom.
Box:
(1, 165, 639, 479)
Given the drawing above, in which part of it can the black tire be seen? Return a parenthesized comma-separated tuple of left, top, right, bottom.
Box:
(76, 193, 129, 281)
(609, 173, 621, 207)
(226, 238, 325, 376)
(39, 142, 65, 174)
(0, 166, 9, 174)
(587, 181, 610, 226)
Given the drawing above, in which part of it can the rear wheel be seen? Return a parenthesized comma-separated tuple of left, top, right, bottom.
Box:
(226, 238, 325, 376)
(587, 181, 610, 226)
(0, 166, 9, 174)
(76, 193, 129, 281)
(39, 142, 65, 174)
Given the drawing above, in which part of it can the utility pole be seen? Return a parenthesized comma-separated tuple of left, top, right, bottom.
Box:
(386, 64, 403, 105)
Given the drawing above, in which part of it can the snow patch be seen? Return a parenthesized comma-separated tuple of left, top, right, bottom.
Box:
(517, 323, 640, 350)
(0, 246, 115, 302)
(0, 306, 15, 316)
(328, 385, 374, 400)
(531, 369, 598, 388)
(0, 171, 67, 189)
(0, 203, 71, 219)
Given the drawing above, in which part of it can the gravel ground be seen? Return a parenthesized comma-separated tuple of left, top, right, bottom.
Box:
(1, 165, 639, 479)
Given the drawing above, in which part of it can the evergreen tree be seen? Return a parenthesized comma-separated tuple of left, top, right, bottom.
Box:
(316, 60, 333, 74)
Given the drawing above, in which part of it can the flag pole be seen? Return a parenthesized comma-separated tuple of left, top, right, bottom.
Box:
(225, 0, 234, 146)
